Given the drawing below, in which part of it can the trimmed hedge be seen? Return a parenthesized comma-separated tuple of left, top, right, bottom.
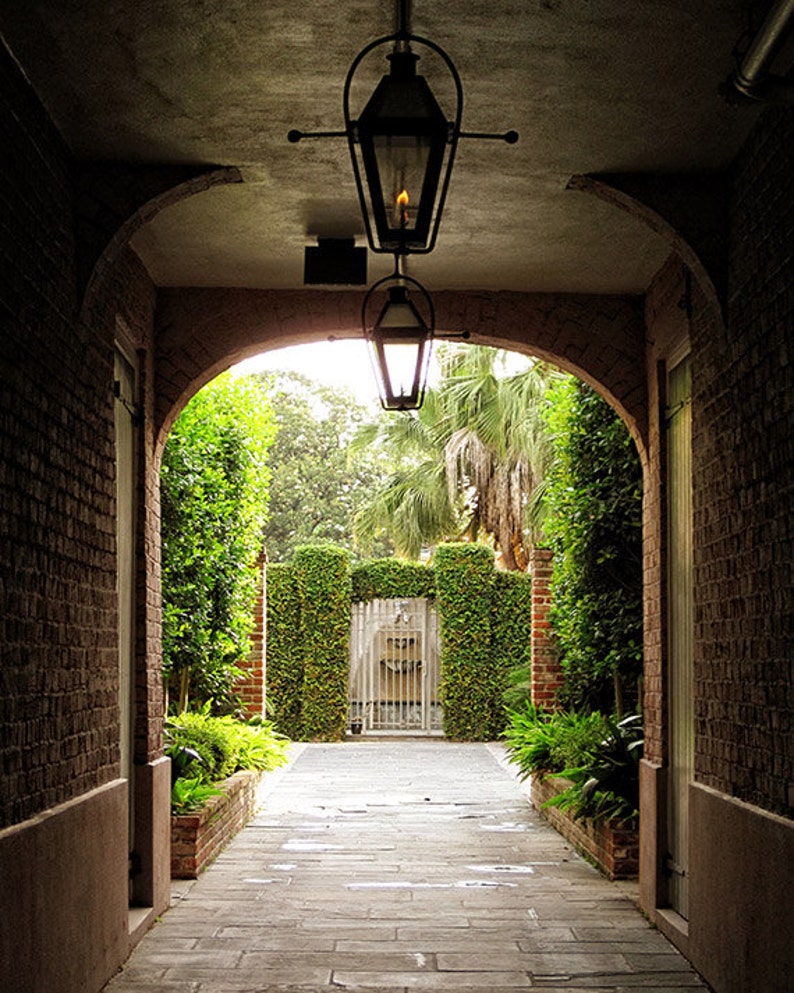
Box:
(435, 543, 499, 740)
(266, 545, 528, 741)
(264, 563, 303, 739)
(294, 545, 351, 741)
(351, 558, 435, 601)
(491, 570, 533, 718)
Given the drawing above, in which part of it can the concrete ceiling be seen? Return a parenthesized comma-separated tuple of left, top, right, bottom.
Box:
(1, 0, 767, 295)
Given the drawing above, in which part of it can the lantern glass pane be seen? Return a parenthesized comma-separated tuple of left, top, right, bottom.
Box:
(381, 339, 424, 403)
(373, 135, 431, 233)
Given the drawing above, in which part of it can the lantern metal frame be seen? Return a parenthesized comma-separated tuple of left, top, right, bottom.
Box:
(362, 264, 435, 410)
(341, 27, 462, 256)
(288, 2, 517, 256)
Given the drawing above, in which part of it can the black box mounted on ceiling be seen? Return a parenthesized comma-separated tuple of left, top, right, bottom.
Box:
(304, 238, 367, 285)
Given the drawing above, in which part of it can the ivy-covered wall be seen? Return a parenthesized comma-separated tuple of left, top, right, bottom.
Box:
(263, 563, 303, 738)
(265, 545, 531, 741)
(492, 569, 534, 712)
(351, 558, 436, 601)
(435, 544, 499, 739)
(293, 545, 351, 741)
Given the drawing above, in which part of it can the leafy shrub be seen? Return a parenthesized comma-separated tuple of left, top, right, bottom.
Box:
(170, 777, 224, 814)
(504, 703, 611, 777)
(503, 663, 534, 712)
(544, 715, 643, 823)
(492, 571, 533, 716)
(541, 378, 643, 713)
(161, 373, 276, 711)
(264, 563, 303, 738)
(351, 558, 435, 601)
(294, 544, 351, 741)
(504, 705, 642, 824)
(435, 543, 500, 740)
(165, 708, 290, 812)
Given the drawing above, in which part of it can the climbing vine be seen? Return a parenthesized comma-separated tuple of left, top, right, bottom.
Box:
(435, 543, 500, 740)
(293, 545, 352, 741)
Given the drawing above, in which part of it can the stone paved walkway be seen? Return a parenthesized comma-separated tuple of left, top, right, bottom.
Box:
(104, 740, 711, 992)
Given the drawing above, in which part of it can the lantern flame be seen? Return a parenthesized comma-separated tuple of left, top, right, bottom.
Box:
(397, 189, 410, 207)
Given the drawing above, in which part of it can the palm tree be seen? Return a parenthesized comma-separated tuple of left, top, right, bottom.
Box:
(352, 345, 559, 569)
(351, 387, 462, 558)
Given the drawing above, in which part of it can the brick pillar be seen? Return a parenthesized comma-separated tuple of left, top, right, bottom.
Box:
(237, 551, 267, 719)
(530, 548, 564, 710)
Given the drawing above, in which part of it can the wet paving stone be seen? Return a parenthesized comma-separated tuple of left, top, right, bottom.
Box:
(103, 741, 712, 992)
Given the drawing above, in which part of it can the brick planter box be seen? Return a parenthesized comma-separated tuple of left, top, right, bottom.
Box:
(171, 769, 261, 879)
(530, 774, 639, 880)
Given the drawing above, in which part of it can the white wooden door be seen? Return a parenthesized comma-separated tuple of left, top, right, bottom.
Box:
(666, 353, 693, 918)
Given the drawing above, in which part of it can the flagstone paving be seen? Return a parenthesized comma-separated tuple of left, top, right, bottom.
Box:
(104, 740, 712, 992)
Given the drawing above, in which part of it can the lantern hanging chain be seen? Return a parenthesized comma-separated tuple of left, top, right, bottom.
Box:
(288, 1, 518, 147)
(396, 0, 411, 38)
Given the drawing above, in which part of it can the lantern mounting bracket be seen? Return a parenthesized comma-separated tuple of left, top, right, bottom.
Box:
(288, 3, 517, 256)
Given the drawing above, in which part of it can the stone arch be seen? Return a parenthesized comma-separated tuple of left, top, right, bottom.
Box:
(153, 286, 649, 467)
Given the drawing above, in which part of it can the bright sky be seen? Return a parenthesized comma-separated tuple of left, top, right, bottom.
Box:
(233, 341, 384, 408)
(233, 339, 459, 410)
(233, 340, 534, 409)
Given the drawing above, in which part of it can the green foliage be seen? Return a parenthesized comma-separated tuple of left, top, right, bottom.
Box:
(263, 563, 304, 738)
(541, 378, 643, 713)
(435, 543, 501, 739)
(351, 558, 435, 602)
(542, 715, 643, 823)
(165, 708, 290, 814)
(504, 705, 642, 824)
(504, 703, 611, 778)
(352, 394, 459, 560)
(259, 371, 391, 561)
(165, 708, 290, 783)
(353, 345, 558, 569)
(266, 548, 519, 742)
(170, 777, 224, 814)
(491, 571, 533, 717)
(293, 545, 352, 741)
(161, 372, 276, 711)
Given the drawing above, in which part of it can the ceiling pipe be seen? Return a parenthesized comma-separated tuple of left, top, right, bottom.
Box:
(726, 0, 794, 103)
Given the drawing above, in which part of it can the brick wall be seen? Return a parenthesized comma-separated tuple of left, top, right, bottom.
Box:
(529, 548, 564, 710)
(171, 769, 260, 878)
(531, 774, 639, 880)
(237, 554, 267, 720)
(692, 107, 793, 816)
(0, 41, 120, 827)
(153, 288, 649, 456)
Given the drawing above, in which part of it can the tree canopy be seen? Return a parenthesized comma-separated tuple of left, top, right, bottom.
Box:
(160, 372, 276, 712)
(353, 345, 558, 569)
(258, 371, 390, 561)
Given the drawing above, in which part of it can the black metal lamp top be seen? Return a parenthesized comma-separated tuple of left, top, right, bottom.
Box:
(289, 1, 517, 256)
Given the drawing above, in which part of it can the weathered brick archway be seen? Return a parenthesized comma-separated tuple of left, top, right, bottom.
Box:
(153, 286, 649, 457)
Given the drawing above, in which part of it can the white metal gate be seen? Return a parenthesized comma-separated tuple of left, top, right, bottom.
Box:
(349, 598, 442, 732)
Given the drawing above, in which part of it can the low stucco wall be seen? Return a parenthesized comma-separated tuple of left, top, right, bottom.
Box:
(0, 779, 129, 993)
(689, 782, 794, 993)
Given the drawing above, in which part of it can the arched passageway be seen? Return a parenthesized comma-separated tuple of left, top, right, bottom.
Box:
(3, 11, 791, 992)
(147, 273, 679, 916)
